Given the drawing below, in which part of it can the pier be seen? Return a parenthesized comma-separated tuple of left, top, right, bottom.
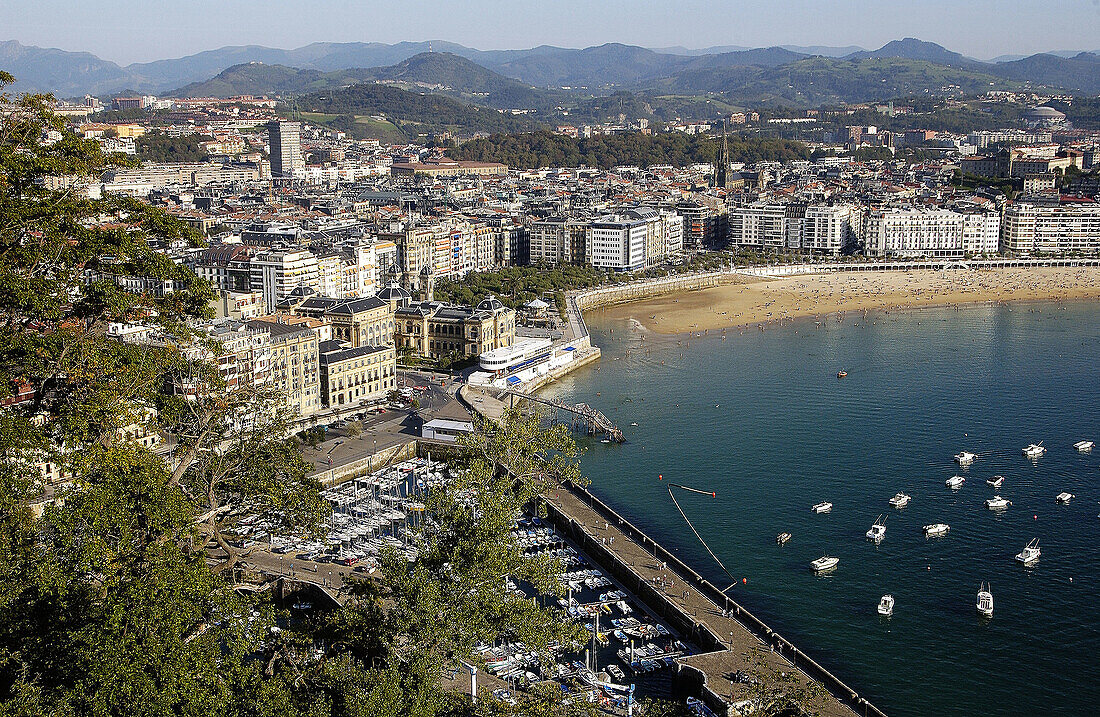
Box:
(544, 482, 888, 717)
(505, 388, 625, 442)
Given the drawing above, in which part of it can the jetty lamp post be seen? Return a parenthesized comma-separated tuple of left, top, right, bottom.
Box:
(460, 661, 477, 704)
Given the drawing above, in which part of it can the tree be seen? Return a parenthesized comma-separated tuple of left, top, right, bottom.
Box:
(0, 73, 321, 716)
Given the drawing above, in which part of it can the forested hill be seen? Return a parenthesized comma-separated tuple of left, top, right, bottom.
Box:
(294, 83, 539, 138)
(450, 129, 809, 170)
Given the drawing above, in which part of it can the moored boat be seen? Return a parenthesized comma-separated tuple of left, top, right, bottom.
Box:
(976, 583, 994, 617)
(812, 501, 833, 514)
(836, 370, 847, 378)
(1022, 443, 1046, 458)
(945, 475, 966, 490)
(877, 594, 895, 617)
(811, 555, 839, 573)
(889, 492, 911, 508)
(954, 451, 976, 465)
(923, 523, 950, 537)
(1056, 492, 1074, 504)
(986, 475, 1005, 488)
(776, 532, 792, 545)
(1074, 440, 1094, 452)
(866, 514, 887, 543)
(1015, 538, 1041, 565)
(986, 495, 1012, 510)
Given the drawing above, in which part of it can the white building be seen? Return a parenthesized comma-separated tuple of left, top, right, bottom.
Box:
(803, 205, 860, 256)
(586, 214, 649, 271)
(249, 249, 319, 309)
(864, 208, 966, 258)
(1001, 203, 1100, 254)
(961, 212, 1002, 255)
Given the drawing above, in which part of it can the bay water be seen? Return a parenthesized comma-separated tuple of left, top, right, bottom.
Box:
(541, 300, 1100, 717)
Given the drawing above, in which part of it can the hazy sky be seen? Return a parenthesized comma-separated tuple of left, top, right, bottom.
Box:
(4, 0, 1099, 64)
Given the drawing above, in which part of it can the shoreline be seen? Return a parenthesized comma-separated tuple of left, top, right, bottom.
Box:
(588, 266, 1100, 335)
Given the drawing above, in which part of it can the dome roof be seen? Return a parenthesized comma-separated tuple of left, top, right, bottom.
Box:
(1025, 106, 1066, 120)
(376, 282, 411, 301)
(476, 295, 505, 313)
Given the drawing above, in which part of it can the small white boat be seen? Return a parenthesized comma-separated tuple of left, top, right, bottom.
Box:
(945, 475, 966, 490)
(976, 583, 994, 618)
(986, 475, 1005, 488)
(986, 495, 1012, 510)
(811, 555, 839, 573)
(889, 492, 911, 508)
(954, 451, 976, 465)
(1022, 443, 1046, 458)
(1074, 440, 1094, 452)
(923, 523, 950, 537)
(776, 532, 792, 545)
(1056, 492, 1074, 504)
(1015, 538, 1041, 565)
(877, 594, 895, 617)
(866, 514, 887, 543)
(812, 501, 833, 514)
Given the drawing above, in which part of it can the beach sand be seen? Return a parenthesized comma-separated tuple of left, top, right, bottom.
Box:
(596, 267, 1100, 334)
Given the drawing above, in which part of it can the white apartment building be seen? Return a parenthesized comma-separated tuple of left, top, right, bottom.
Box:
(1001, 203, 1100, 254)
(250, 249, 319, 310)
(728, 203, 786, 251)
(316, 254, 345, 298)
(961, 211, 1002, 255)
(586, 214, 648, 271)
(802, 205, 860, 256)
(864, 208, 966, 258)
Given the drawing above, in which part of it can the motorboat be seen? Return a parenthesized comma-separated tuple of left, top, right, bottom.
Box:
(1015, 538, 1041, 565)
(945, 475, 966, 490)
(1022, 443, 1046, 458)
(1056, 492, 1074, 504)
(866, 514, 887, 543)
(776, 532, 792, 545)
(1074, 440, 1094, 452)
(889, 492, 911, 508)
(986, 475, 1005, 489)
(877, 594, 895, 617)
(836, 370, 847, 378)
(976, 583, 994, 618)
(986, 495, 1012, 510)
(954, 451, 976, 465)
(812, 501, 833, 514)
(811, 555, 839, 573)
(923, 523, 950, 537)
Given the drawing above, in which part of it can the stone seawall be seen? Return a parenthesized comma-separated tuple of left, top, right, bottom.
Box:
(574, 272, 727, 313)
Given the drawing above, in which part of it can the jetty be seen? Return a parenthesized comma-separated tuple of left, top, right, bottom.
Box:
(504, 388, 625, 442)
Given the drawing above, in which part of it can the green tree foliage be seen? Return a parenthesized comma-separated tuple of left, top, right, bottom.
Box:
(297, 83, 537, 137)
(135, 130, 210, 162)
(451, 129, 809, 169)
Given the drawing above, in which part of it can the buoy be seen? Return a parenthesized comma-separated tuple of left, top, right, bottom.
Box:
(1034, 515, 1038, 520)
(711, 492, 716, 498)
(658, 474, 663, 480)
(742, 577, 747, 584)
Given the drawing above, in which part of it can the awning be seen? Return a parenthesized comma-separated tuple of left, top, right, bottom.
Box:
(506, 376, 521, 385)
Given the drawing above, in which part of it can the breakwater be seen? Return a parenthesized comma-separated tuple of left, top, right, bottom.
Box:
(545, 482, 886, 717)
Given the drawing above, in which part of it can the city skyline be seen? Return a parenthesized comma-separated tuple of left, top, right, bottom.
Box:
(3, 0, 1099, 66)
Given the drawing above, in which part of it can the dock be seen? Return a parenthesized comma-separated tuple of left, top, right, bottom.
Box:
(505, 389, 625, 442)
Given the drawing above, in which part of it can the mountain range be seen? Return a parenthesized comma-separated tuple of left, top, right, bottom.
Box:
(4, 37, 1100, 99)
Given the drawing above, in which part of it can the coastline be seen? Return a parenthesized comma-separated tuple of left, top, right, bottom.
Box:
(591, 266, 1100, 335)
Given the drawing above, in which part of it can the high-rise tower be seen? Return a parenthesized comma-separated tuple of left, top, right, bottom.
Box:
(267, 120, 304, 179)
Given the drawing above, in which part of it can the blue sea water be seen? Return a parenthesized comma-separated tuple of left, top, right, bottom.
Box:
(541, 300, 1100, 717)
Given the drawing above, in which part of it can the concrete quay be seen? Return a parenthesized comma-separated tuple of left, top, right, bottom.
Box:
(544, 483, 886, 717)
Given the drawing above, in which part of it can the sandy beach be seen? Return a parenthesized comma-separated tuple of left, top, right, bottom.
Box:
(596, 267, 1100, 334)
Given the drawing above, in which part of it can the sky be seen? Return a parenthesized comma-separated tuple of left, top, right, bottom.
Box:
(4, 0, 1099, 65)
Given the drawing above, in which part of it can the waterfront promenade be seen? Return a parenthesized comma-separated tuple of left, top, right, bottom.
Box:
(545, 484, 881, 717)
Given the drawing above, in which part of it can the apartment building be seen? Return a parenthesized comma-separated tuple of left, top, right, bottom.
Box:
(586, 213, 649, 271)
(246, 317, 321, 417)
(249, 249, 319, 310)
(318, 341, 397, 408)
(865, 208, 965, 258)
(1001, 202, 1100, 254)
